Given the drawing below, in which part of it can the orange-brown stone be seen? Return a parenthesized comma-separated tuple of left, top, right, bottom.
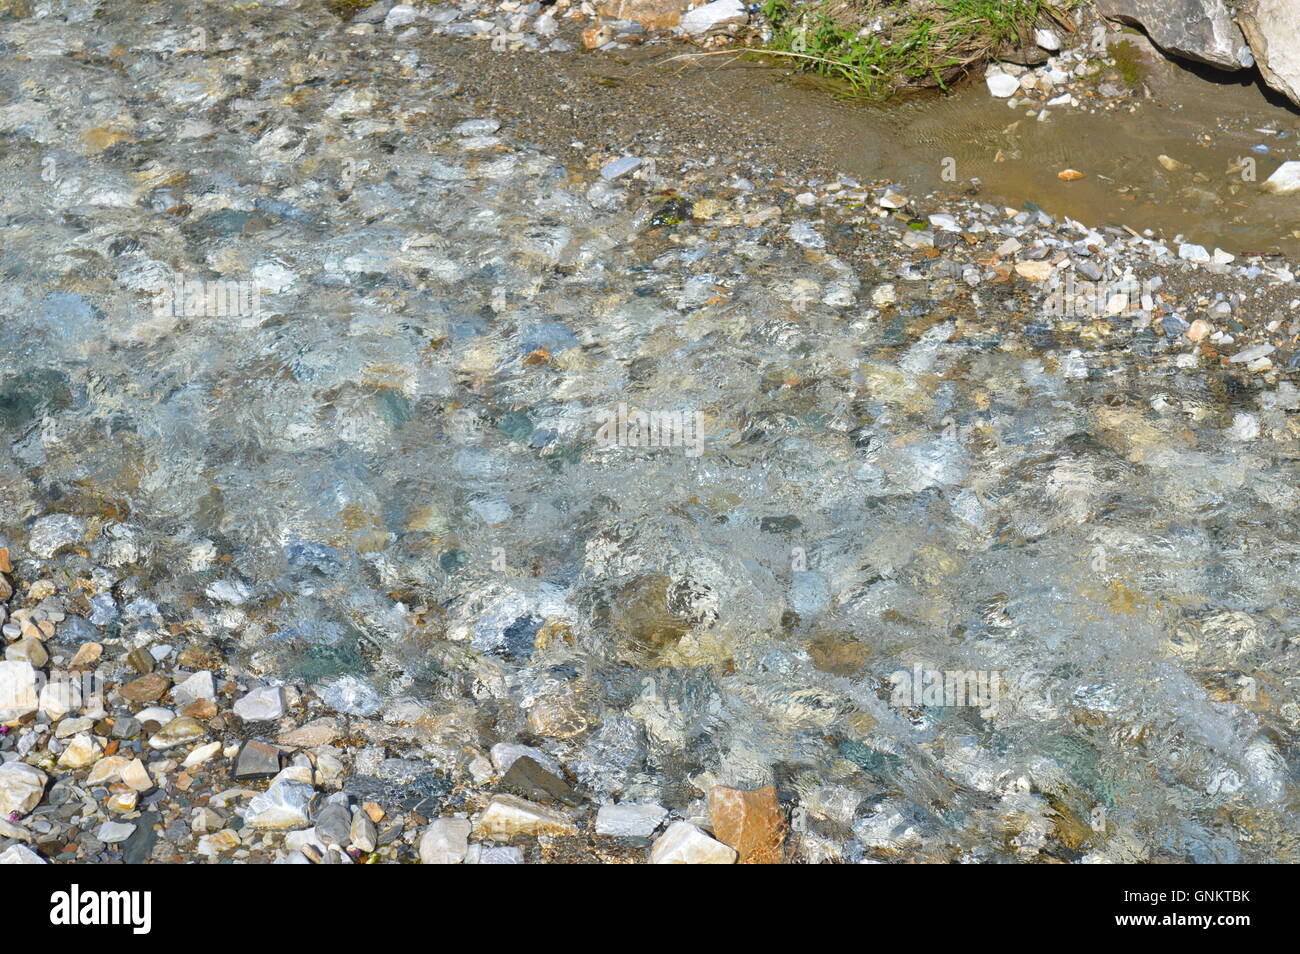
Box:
(182, 698, 218, 720)
(120, 672, 170, 703)
(708, 784, 785, 864)
(595, 0, 687, 29)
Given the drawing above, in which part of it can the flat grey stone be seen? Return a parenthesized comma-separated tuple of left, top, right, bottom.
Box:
(595, 803, 668, 838)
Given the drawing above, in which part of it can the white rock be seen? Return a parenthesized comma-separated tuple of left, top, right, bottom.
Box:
(600, 156, 642, 180)
(1262, 160, 1300, 195)
(196, 830, 241, 856)
(985, 69, 1020, 98)
(182, 741, 222, 767)
(928, 213, 961, 232)
(96, 821, 136, 844)
(234, 686, 285, 721)
(679, 0, 746, 35)
(489, 742, 561, 776)
(1229, 343, 1275, 364)
(1230, 412, 1260, 441)
(317, 675, 381, 716)
(595, 803, 668, 838)
(384, 3, 417, 28)
(85, 756, 128, 785)
(1178, 243, 1211, 263)
(465, 844, 524, 864)
(245, 779, 313, 829)
(0, 762, 47, 817)
(252, 262, 295, 295)
(39, 679, 78, 721)
(534, 12, 557, 36)
(350, 809, 377, 852)
(419, 818, 471, 864)
(27, 514, 85, 558)
(788, 221, 826, 249)
(56, 732, 102, 769)
(649, 821, 737, 864)
(204, 579, 250, 604)
(473, 794, 576, 841)
(172, 670, 216, 707)
(0, 661, 38, 722)
(0, 844, 46, 864)
(135, 707, 175, 724)
(1034, 28, 1061, 51)
(452, 118, 501, 136)
(285, 828, 328, 856)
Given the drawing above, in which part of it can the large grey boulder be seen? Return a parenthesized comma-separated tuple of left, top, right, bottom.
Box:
(1095, 0, 1245, 70)
(1238, 0, 1300, 106)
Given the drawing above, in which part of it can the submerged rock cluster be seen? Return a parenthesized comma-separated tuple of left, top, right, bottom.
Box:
(1, 0, 1299, 863)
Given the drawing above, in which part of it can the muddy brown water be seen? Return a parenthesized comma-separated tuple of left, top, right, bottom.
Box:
(439, 36, 1300, 258)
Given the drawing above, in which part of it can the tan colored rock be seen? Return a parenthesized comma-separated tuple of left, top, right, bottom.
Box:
(148, 716, 207, 750)
(709, 784, 785, 864)
(277, 719, 340, 747)
(0, 762, 46, 817)
(0, 0, 31, 20)
(473, 794, 576, 841)
(1014, 261, 1054, 282)
(595, 0, 686, 29)
(650, 821, 737, 864)
(582, 23, 613, 49)
(1240, 0, 1300, 107)
(121, 758, 153, 792)
(85, 756, 129, 785)
(57, 732, 103, 769)
(525, 694, 589, 738)
(6, 637, 47, 668)
(54, 716, 93, 739)
(181, 698, 217, 720)
(69, 642, 102, 668)
(1187, 319, 1213, 342)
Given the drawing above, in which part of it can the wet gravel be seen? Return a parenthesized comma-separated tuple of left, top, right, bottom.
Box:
(2, 0, 1300, 864)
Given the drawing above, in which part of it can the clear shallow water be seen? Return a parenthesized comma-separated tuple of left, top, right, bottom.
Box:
(3, 0, 1300, 861)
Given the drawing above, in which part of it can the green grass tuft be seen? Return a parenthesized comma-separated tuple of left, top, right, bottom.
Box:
(761, 0, 1075, 97)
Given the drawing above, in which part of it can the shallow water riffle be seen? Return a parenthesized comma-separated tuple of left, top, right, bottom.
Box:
(2, 0, 1300, 863)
